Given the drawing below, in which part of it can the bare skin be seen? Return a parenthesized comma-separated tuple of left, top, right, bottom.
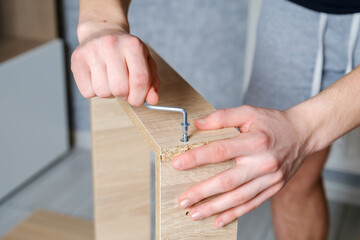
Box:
(172, 67, 360, 229)
(272, 148, 330, 240)
(72, 0, 159, 106)
(72, 0, 360, 239)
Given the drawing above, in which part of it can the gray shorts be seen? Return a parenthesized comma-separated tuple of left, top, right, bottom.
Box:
(244, 0, 360, 110)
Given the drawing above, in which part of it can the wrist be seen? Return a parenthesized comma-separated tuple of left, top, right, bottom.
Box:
(285, 103, 319, 156)
(77, 20, 130, 44)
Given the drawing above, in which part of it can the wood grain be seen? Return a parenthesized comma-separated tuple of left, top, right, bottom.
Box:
(119, 47, 239, 239)
(1, 210, 94, 240)
(0, 0, 57, 63)
(90, 98, 151, 240)
(0, 0, 57, 41)
(119, 48, 239, 157)
(158, 160, 237, 239)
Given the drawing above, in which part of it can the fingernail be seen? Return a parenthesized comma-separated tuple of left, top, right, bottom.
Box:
(196, 118, 207, 125)
(173, 160, 183, 170)
(191, 211, 202, 221)
(217, 222, 224, 228)
(180, 199, 190, 209)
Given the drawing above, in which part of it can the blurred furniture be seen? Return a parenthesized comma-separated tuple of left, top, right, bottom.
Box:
(0, 0, 69, 200)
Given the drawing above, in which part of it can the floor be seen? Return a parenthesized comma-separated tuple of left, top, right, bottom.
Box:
(0, 149, 359, 239)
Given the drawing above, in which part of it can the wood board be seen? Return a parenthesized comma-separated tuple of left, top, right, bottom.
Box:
(90, 98, 151, 240)
(118, 47, 239, 239)
(1, 210, 94, 240)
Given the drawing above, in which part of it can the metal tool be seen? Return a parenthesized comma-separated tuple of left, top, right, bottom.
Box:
(144, 100, 190, 142)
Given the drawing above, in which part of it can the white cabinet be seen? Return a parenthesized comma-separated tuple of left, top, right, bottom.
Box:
(0, 0, 69, 200)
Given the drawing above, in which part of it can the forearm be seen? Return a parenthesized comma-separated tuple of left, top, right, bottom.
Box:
(77, 0, 131, 43)
(289, 65, 360, 153)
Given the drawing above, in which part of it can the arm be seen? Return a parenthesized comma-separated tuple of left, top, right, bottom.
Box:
(71, 0, 160, 106)
(171, 66, 360, 228)
(291, 65, 360, 153)
(77, 0, 130, 43)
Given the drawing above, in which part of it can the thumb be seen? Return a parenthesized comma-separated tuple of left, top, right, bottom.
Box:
(194, 106, 255, 130)
(146, 86, 159, 105)
(146, 55, 160, 105)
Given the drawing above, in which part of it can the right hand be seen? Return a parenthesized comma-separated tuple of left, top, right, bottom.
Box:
(71, 28, 160, 106)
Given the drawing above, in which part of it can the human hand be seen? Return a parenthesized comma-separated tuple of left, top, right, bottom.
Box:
(71, 24, 159, 106)
(172, 105, 312, 228)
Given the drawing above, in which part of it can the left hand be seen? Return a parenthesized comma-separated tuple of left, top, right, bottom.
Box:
(172, 105, 312, 228)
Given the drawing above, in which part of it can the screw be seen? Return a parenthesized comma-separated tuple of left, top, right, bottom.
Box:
(144, 100, 190, 142)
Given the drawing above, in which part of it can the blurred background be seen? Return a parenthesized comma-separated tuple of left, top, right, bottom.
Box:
(0, 0, 360, 239)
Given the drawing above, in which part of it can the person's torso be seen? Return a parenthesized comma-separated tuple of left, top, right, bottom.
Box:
(289, 0, 360, 14)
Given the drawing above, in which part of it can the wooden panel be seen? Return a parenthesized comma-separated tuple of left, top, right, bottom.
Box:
(119, 48, 239, 239)
(158, 160, 237, 239)
(1, 210, 94, 240)
(119, 48, 239, 155)
(90, 98, 151, 240)
(0, 0, 57, 41)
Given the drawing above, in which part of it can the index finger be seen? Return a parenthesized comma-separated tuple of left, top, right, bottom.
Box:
(172, 133, 259, 170)
(126, 44, 152, 106)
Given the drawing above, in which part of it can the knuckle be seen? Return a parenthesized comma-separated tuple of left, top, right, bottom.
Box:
(205, 204, 218, 215)
(183, 151, 197, 168)
(80, 89, 95, 99)
(113, 89, 128, 98)
(262, 156, 280, 173)
(239, 105, 258, 118)
(71, 50, 81, 64)
(127, 98, 143, 107)
(235, 193, 247, 205)
(253, 133, 271, 151)
(102, 34, 119, 48)
(132, 73, 150, 89)
(111, 85, 129, 98)
(97, 92, 112, 98)
(84, 39, 97, 51)
(214, 109, 227, 123)
(226, 211, 237, 222)
(191, 188, 204, 202)
(127, 36, 144, 49)
(94, 87, 112, 98)
(213, 143, 228, 160)
(187, 151, 196, 162)
(218, 175, 235, 191)
(272, 171, 285, 183)
(247, 202, 257, 212)
(240, 105, 256, 114)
